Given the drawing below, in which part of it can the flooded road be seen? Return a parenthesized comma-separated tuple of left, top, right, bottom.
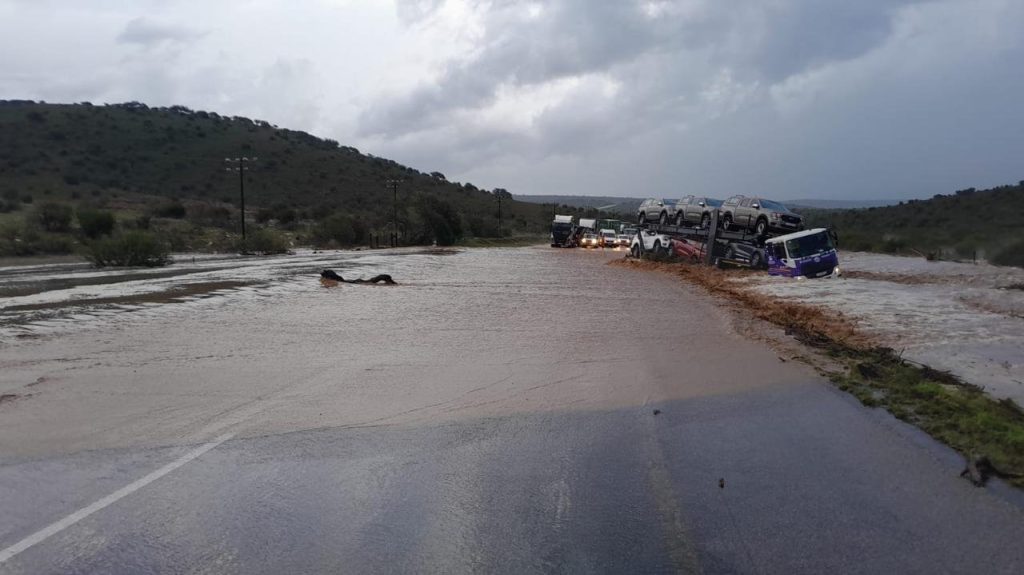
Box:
(2, 247, 1024, 573)
(740, 251, 1024, 404)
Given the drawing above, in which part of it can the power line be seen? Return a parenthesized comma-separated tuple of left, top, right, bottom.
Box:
(225, 157, 257, 240)
(385, 179, 402, 248)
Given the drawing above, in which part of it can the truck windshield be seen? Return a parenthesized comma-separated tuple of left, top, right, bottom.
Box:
(784, 232, 834, 259)
(552, 222, 573, 231)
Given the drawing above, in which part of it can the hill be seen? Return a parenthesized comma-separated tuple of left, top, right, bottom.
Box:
(0, 100, 606, 255)
(517, 194, 901, 214)
(514, 194, 642, 214)
(802, 183, 1024, 266)
(785, 198, 901, 210)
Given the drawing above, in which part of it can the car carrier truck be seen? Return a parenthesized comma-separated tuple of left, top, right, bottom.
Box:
(632, 210, 839, 279)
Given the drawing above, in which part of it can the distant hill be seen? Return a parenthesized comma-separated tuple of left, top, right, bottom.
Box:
(517, 194, 902, 214)
(515, 194, 642, 214)
(0, 100, 593, 248)
(784, 198, 901, 210)
(802, 183, 1024, 266)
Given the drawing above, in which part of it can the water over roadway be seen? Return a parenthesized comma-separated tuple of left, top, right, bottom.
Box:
(1, 246, 1023, 573)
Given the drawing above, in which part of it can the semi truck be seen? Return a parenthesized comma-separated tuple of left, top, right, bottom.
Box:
(550, 215, 577, 247)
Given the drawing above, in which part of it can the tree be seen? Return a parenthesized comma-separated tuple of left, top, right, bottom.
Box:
(77, 208, 116, 238)
(34, 202, 73, 232)
(414, 196, 462, 246)
(313, 214, 367, 246)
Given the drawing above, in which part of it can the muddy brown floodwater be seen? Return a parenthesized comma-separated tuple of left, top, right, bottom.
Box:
(0, 247, 803, 457)
(1, 246, 1023, 574)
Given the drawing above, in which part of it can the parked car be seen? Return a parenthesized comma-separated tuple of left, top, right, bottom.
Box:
(580, 232, 601, 248)
(599, 228, 618, 247)
(720, 196, 802, 235)
(629, 229, 671, 257)
(637, 198, 677, 225)
(673, 195, 723, 228)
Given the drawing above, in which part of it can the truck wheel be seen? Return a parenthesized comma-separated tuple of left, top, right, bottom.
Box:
(659, 212, 668, 225)
(675, 212, 685, 226)
(653, 240, 662, 255)
(724, 246, 736, 260)
(722, 215, 732, 231)
(631, 244, 640, 258)
(750, 250, 764, 269)
(755, 218, 768, 237)
(700, 213, 710, 229)
(638, 212, 646, 225)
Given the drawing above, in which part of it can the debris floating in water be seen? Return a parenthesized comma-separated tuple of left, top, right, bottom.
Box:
(320, 269, 396, 285)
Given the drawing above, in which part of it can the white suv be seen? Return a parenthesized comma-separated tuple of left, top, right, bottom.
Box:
(630, 229, 671, 257)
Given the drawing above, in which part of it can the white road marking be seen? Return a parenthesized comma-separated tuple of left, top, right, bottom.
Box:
(0, 432, 234, 565)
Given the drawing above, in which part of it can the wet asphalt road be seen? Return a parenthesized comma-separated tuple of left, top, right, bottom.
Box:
(1, 246, 1023, 574)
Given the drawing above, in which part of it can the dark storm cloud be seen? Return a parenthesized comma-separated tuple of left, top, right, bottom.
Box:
(362, 0, 1024, 200)
(2, 0, 1020, 200)
(362, 0, 926, 142)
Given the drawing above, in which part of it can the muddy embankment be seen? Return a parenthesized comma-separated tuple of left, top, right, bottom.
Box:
(612, 258, 1024, 488)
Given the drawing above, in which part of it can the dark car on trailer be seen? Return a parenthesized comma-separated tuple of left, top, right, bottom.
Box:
(720, 195, 802, 236)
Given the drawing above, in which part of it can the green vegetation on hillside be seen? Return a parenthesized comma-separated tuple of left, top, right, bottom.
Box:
(0, 100, 616, 261)
(802, 182, 1024, 266)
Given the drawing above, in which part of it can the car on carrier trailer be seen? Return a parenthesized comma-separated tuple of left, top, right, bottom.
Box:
(630, 229, 672, 257)
(721, 196, 803, 236)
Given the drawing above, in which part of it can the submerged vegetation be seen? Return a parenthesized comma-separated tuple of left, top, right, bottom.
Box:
(86, 231, 171, 267)
(615, 258, 1024, 487)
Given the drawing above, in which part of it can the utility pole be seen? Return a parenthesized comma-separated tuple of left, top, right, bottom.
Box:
(497, 192, 502, 237)
(385, 179, 402, 247)
(225, 156, 257, 240)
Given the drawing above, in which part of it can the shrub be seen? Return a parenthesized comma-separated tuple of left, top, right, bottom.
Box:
(313, 214, 367, 246)
(991, 239, 1024, 268)
(255, 203, 296, 225)
(77, 208, 116, 238)
(34, 201, 73, 232)
(188, 204, 232, 228)
(153, 201, 186, 219)
(87, 231, 171, 267)
(236, 228, 289, 255)
(0, 223, 74, 256)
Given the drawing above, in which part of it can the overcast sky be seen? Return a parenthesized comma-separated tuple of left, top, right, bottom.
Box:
(1, 0, 1021, 200)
